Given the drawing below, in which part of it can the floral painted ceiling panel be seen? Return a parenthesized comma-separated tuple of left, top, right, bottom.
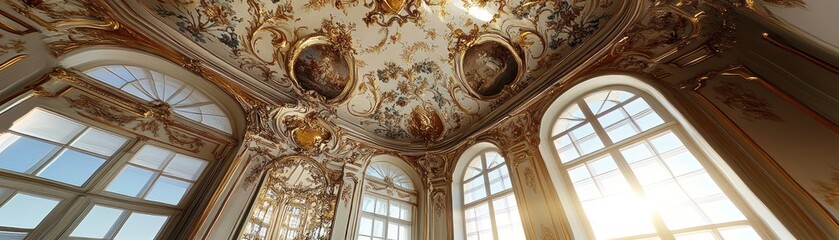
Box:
(136, 0, 621, 144)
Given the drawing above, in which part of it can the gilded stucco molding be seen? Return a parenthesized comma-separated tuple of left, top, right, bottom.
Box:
(681, 65, 838, 133)
(592, 0, 740, 77)
(678, 65, 839, 237)
(5, 0, 264, 121)
(815, 168, 839, 209)
(761, 32, 839, 76)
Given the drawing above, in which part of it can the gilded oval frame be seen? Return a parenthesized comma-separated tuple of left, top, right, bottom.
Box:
(287, 35, 357, 105)
(455, 33, 525, 100)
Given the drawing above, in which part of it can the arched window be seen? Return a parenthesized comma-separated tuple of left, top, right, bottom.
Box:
(358, 161, 417, 240)
(0, 61, 237, 239)
(85, 65, 232, 134)
(457, 147, 525, 240)
(543, 81, 791, 239)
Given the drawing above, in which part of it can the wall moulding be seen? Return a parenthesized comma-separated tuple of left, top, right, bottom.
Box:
(681, 65, 839, 134)
(681, 65, 839, 238)
(761, 32, 839, 76)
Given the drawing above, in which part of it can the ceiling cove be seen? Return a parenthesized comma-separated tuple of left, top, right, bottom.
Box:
(113, 0, 634, 148)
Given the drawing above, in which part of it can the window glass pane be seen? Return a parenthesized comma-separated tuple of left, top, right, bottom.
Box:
(0, 133, 56, 173)
(107, 165, 155, 197)
(465, 203, 492, 240)
(0, 193, 59, 229)
(10, 109, 85, 144)
(358, 217, 373, 236)
(145, 176, 191, 205)
(400, 205, 412, 221)
(621, 143, 654, 165)
(574, 156, 656, 239)
(375, 198, 388, 215)
(571, 123, 595, 139)
(492, 194, 525, 240)
(463, 177, 487, 204)
(400, 225, 410, 240)
(719, 226, 761, 240)
(71, 205, 123, 238)
(114, 212, 168, 240)
(389, 203, 401, 219)
(387, 223, 398, 240)
(464, 157, 483, 179)
(631, 160, 671, 185)
(679, 171, 724, 199)
(37, 149, 106, 186)
(605, 120, 640, 143)
(362, 196, 375, 213)
(130, 145, 172, 170)
(577, 135, 605, 155)
(70, 128, 127, 156)
(584, 90, 634, 115)
(485, 152, 503, 169)
(623, 98, 650, 115)
(662, 150, 703, 176)
(699, 198, 746, 223)
(372, 219, 385, 237)
(674, 230, 715, 240)
(163, 154, 207, 181)
(567, 165, 591, 182)
(588, 156, 618, 175)
(635, 111, 664, 130)
(556, 140, 581, 163)
(597, 108, 626, 127)
(553, 104, 585, 135)
(649, 132, 683, 153)
(488, 166, 512, 194)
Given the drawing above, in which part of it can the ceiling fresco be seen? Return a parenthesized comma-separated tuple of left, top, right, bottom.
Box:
(133, 0, 623, 144)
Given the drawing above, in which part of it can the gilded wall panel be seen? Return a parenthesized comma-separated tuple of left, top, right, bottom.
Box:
(684, 67, 839, 222)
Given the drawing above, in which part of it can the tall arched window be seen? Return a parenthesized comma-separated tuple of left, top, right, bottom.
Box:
(358, 161, 417, 240)
(0, 62, 237, 239)
(544, 83, 790, 239)
(459, 148, 525, 240)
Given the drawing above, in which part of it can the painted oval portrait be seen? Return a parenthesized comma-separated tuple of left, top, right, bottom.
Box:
(462, 40, 520, 97)
(292, 43, 353, 101)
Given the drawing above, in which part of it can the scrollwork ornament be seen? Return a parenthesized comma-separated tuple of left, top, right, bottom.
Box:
(362, 0, 422, 27)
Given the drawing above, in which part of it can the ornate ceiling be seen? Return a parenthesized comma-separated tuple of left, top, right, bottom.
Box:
(111, 0, 628, 147)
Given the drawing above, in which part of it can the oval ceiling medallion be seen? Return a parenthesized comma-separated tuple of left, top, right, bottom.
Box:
(407, 105, 444, 143)
(456, 33, 524, 99)
(288, 35, 357, 104)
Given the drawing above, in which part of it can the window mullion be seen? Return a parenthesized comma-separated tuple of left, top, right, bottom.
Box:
(578, 99, 613, 147)
(138, 172, 162, 199)
(609, 146, 675, 239)
(481, 152, 500, 240)
(104, 209, 132, 239)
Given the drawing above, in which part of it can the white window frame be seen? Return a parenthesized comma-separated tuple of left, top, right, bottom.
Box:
(357, 161, 418, 240)
(0, 72, 233, 239)
(459, 149, 522, 240)
(538, 79, 794, 240)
